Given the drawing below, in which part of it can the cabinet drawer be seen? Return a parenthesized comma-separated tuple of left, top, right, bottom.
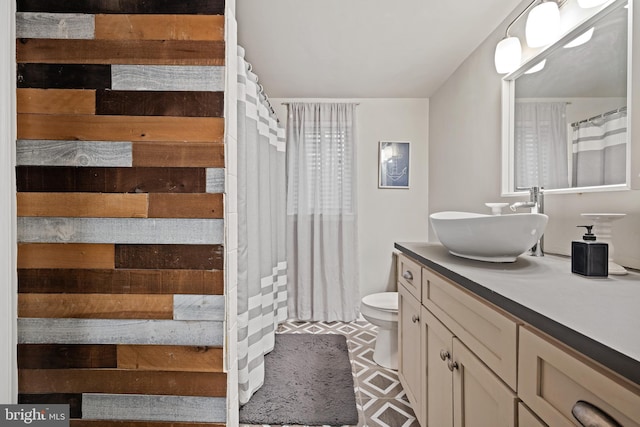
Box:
(397, 254, 421, 301)
(519, 326, 640, 427)
(421, 267, 518, 389)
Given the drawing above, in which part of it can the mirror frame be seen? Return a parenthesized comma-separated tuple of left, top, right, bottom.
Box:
(501, 0, 634, 196)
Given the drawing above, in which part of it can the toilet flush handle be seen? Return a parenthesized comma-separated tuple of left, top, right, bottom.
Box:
(402, 271, 413, 281)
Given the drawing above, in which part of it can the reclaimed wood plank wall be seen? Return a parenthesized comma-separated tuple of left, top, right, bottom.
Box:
(15, 1, 227, 426)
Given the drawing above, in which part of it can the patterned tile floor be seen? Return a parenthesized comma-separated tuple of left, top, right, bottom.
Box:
(240, 320, 420, 427)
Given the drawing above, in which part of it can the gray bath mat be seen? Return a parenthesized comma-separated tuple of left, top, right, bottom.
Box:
(239, 333, 358, 426)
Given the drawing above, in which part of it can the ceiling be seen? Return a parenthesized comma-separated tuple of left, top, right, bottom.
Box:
(236, 0, 524, 99)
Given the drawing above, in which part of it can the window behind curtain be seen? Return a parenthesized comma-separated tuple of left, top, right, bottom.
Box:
(288, 113, 355, 216)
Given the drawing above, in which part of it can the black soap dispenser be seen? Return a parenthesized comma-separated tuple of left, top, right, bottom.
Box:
(571, 225, 608, 277)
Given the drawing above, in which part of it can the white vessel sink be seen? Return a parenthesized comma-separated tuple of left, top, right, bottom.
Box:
(430, 211, 548, 262)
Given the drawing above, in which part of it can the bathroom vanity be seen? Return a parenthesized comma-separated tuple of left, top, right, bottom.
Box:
(395, 242, 640, 426)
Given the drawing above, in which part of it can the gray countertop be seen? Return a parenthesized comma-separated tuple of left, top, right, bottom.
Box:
(395, 242, 640, 386)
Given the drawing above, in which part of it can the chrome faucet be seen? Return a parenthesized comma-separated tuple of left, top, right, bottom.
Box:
(510, 186, 544, 256)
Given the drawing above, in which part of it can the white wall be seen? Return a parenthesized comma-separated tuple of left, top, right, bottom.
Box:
(429, 0, 640, 269)
(1, 0, 16, 404)
(271, 98, 429, 299)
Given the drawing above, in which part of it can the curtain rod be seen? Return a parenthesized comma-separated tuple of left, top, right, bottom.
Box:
(571, 106, 627, 127)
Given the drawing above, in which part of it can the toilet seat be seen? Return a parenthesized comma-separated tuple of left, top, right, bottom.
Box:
(361, 292, 398, 312)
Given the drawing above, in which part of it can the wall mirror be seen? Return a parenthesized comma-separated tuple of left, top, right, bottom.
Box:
(501, 0, 631, 195)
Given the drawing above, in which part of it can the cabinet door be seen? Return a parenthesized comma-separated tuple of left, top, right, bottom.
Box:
(518, 403, 547, 427)
(398, 283, 423, 423)
(452, 338, 517, 427)
(422, 306, 454, 427)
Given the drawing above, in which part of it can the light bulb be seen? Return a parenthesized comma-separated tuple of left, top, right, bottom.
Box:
(526, 2, 561, 48)
(494, 37, 522, 74)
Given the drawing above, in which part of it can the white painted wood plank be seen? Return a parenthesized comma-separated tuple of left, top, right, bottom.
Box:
(16, 13, 95, 39)
(174, 295, 225, 321)
(16, 140, 132, 167)
(82, 394, 226, 422)
(206, 168, 225, 193)
(17, 218, 224, 244)
(18, 319, 223, 346)
(112, 65, 225, 91)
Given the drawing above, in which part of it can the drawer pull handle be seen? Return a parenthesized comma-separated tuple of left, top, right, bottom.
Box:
(402, 271, 413, 281)
(447, 360, 459, 371)
(572, 401, 622, 427)
(411, 314, 420, 323)
(439, 349, 450, 361)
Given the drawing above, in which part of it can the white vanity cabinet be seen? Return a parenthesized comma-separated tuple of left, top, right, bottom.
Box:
(397, 254, 517, 427)
(398, 281, 424, 424)
(396, 245, 640, 427)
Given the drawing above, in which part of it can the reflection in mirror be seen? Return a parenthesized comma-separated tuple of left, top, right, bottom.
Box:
(506, 0, 628, 192)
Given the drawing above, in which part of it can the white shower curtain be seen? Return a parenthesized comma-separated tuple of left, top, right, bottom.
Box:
(286, 103, 360, 322)
(572, 109, 627, 187)
(514, 102, 569, 189)
(237, 46, 287, 405)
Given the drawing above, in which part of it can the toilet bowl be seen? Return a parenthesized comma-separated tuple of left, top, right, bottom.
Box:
(360, 292, 399, 370)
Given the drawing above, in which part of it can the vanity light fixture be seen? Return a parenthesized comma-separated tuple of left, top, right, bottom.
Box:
(563, 27, 594, 48)
(494, 0, 564, 74)
(577, 0, 608, 7)
(494, 0, 539, 74)
(526, 1, 561, 47)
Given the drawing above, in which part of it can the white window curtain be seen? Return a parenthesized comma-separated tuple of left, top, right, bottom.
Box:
(286, 103, 360, 322)
(237, 46, 287, 405)
(514, 102, 569, 189)
(572, 108, 627, 187)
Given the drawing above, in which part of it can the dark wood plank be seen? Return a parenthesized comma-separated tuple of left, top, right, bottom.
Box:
(115, 245, 224, 270)
(18, 269, 224, 295)
(18, 344, 117, 369)
(19, 394, 82, 419)
(17, 39, 225, 66)
(96, 91, 223, 117)
(17, 63, 112, 89)
(132, 142, 224, 167)
(16, 167, 207, 193)
(17, 0, 225, 15)
(19, 369, 227, 397)
(148, 194, 223, 219)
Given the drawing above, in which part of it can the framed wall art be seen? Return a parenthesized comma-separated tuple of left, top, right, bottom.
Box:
(378, 141, 410, 188)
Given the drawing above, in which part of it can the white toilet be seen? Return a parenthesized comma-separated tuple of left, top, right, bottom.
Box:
(360, 292, 399, 370)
